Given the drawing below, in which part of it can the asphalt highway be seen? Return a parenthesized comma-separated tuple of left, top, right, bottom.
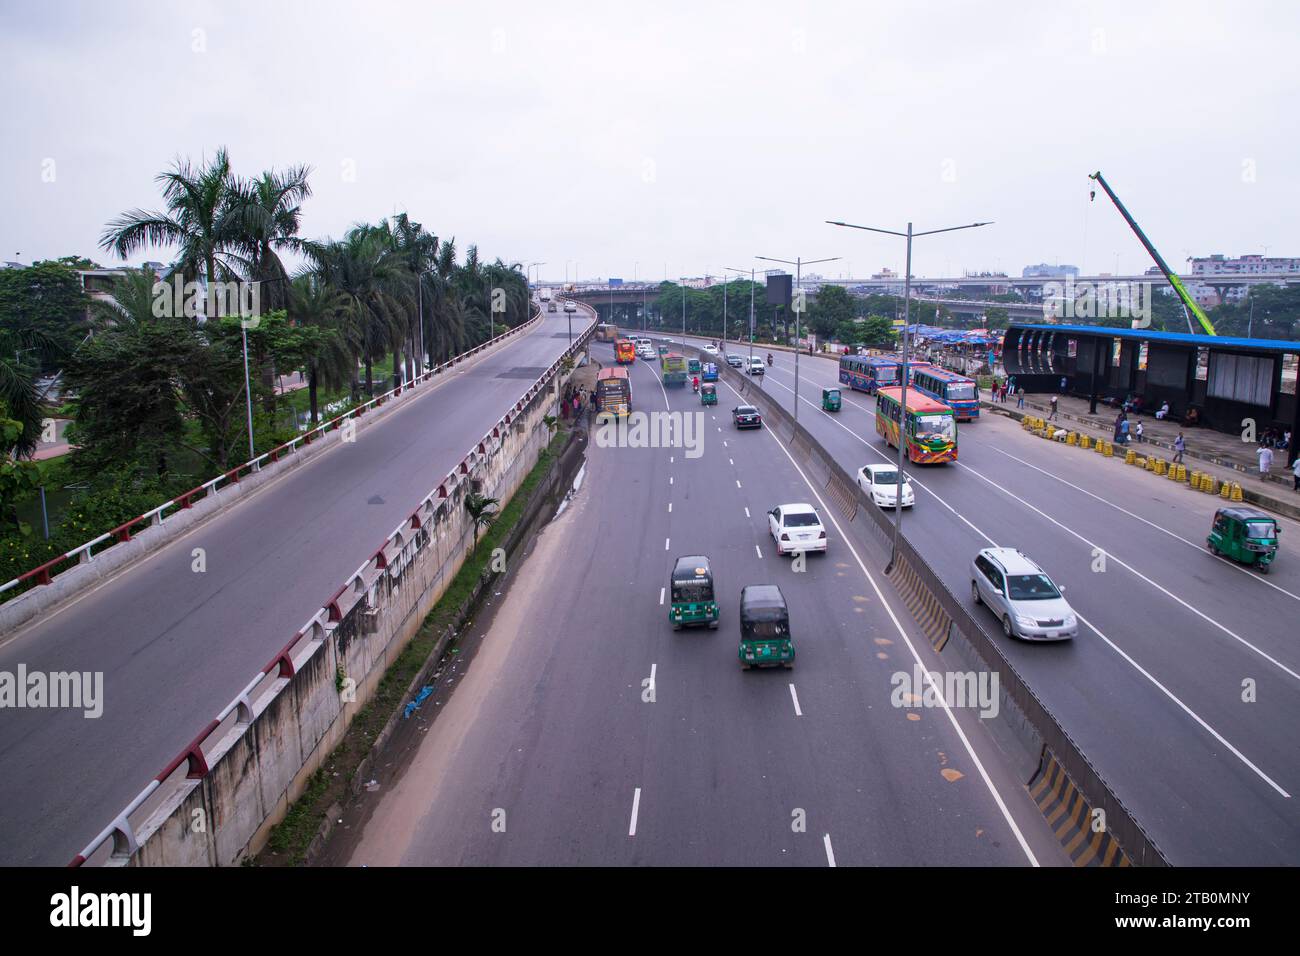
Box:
(337, 342, 1069, 866)
(0, 306, 593, 866)
(700, 341, 1300, 864)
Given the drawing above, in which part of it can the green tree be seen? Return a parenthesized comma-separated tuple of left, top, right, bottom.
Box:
(811, 284, 855, 339)
(0, 261, 91, 361)
(0, 405, 40, 535)
(464, 491, 499, 555)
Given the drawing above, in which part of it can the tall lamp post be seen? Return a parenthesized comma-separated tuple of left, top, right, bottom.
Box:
(679, 276, 690, 348)
(756, 255, 840, 425)
(828, 217, 992, 571)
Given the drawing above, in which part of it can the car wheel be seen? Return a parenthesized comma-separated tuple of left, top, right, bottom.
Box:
(971, 580, 981, 605)
(671, 622, 681, 631)
(740, 660, 752, 670)
(1001, 615, 1014, 639)
(782, 661, 794, 670)
(708, 619, 719, 629)
(1259, 562, 1270, 575)
(1207, 541, 1218, 556)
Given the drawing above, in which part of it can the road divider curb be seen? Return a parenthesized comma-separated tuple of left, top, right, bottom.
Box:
(1029, 750, 1131, 867)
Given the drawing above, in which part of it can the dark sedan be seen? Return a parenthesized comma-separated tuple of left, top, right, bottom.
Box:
(732, 405, 763, 429)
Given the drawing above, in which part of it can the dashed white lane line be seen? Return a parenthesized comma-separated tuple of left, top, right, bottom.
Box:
(744, 507, 751, 518)
(659, 586, 665, 605)
(668, 502, 672, 513)
(789, 683, 803, 716)
(823, 833, 836, 867)
(755, 545, 763, 559)
(729, 458, 734, 466)
(629, 788, 641, 836)
(664, 537, 670, 550)
(669, 476, 673, 485)
(735, 479, 742, 489)
(717, 374, 1040, 865)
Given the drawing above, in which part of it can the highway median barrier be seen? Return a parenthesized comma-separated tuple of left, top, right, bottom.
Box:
(692, 343, 1167, 868)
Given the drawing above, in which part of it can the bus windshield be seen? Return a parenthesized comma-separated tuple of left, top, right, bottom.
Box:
(946, 383, 977, 401)
(874, 365, 899, 384)
(914, 414, 955, 441)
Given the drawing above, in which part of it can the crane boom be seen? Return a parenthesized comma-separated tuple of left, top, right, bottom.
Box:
(1088, 171, 1217, 335)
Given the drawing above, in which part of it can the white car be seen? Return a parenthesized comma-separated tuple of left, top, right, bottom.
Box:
(768, 503, 828, 556)
(563, 302, 577, 313)
(858, 464, 915, 509)
(702, 344, 719, 356)
(747, 357, 765, 375)
(970, 548, 1077, 641)
(637, 345, 655, 359)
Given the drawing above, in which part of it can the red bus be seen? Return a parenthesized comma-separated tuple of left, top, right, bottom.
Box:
(615, 338, 636, 364)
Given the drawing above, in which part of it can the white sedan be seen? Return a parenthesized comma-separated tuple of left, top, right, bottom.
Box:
(702, 344, 719, 356)
(857, 464, 915, 509)
(768, 503, 828, 556)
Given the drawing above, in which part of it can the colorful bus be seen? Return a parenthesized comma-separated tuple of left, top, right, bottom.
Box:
(874, 387, 958, 463)
(839, 354, 901, 394)
(615, 338, 636, 364)
(595, 323, 620, 343)
(596, 367, 632, 417)
(908, 365, 980, 421)
(661, 352, 687, 387)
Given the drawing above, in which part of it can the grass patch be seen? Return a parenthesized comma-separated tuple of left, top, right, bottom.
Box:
(255, 424, 571, 866)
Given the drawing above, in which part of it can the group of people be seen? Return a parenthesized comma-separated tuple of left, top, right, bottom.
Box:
(989, 376, 1025, 407)
(560, 384, 596, 421)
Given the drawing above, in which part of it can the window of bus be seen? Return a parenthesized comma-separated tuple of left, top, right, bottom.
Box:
(946, 381, 977, 402)
(913, 412, 954, 443)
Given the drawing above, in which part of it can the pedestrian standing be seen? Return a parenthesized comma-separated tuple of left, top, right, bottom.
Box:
(1016, 386, 1025, 409)
(1173, 432, 1185, 464)
(1258, 444, 1274, 479)
(1120, 417, 1131, 444)
(1135, 420, 1144, 442)
(1048, 394, 1059, 421)
(1060, 376, 1067, 393)
(1114, 412, 1125, 443)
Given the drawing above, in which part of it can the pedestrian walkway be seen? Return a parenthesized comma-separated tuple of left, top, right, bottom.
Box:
(982, 395, 1300, 521)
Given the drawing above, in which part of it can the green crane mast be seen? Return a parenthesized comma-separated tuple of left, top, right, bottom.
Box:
(1088, 170, 1217, 335)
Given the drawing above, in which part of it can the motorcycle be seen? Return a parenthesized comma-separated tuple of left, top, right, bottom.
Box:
(766, 353, 774, 367)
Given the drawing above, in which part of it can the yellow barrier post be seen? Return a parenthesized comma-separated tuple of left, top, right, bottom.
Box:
(1080, 434, 1092, 450)
(1230, 482, 1243, 501)
(1154, 459, 1166, 476)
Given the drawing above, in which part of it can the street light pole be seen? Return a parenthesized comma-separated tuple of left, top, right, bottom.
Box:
(756, 254, 840, 425)
(240, 321, 256, 461)
(828, 216, 992, 572)
(679, 276, 689, 348)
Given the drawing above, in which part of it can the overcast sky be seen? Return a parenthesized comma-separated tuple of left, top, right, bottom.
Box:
(2, 0, 1297, 282)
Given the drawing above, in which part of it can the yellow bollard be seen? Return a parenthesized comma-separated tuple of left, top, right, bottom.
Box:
(1201, 474, 1216, 493)
(1230, 481, 1243, 502)
(1154, 459, 1167, 476)
(1103, 441, 1114, 458)
(1125, 449, 1136, 465)
(1080, 434, 1092, 450)
(1177, 464, 1188, 482)
(1067, 432, 1078, 446)
(1219, 481, 1231, 499)
(1189, 470, 1201, 488)
(1144, 456, 1155, 472)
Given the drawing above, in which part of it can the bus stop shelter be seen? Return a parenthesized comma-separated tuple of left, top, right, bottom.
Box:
(1001, 323, 1300, 459)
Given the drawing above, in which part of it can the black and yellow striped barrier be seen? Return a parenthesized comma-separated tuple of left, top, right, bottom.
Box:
(886, 555, 951, 651)
(1028, 749, 1131, 867)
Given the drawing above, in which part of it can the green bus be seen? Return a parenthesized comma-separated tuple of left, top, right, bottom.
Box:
(661, 352, 687, 387)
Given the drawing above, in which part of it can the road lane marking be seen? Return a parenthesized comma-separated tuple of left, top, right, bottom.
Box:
(755, 545, 763, 559)
(1078, 613, 1290, 798)
(736, 479, 742, 489)
(745, 507, 751, 518)
(824, 833, 836, 867)
(729, 458, 734, 466)
(976, 441, 1300, 606)
(629, 788, 641, 836)
(718, 376, 1040, 865)
(668, 502, 672, 513)
(659, 587, 665, 605)
(664, 538, 670, 551)
(789, 683, 803, 716)
(956, 460, 1300, 684)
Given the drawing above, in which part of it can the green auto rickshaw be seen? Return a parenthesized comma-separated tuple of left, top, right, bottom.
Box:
(669, 555, 719, 629)
(700, 382, 717, 405)
(822, 387, 842, 412)
(1207, 507, 1280, 573)
(739, 584, 794, 669)
(688, 357, 702, 377)
(658, 345, 669, 359)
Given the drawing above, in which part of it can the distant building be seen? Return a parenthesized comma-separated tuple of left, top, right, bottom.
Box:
(1022, 263, 1079, 278)
(1188, 253, 1300, 276)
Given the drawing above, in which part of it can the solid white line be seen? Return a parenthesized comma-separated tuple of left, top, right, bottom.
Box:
(629, 787, 641, 836)
(823, 833, 836, 867)
(789, 683, 803, 716)
(718, 375, 1040, 865)
(956, 460, 1300, 683)
(1079, 614, 1290, 797)
(659, 586, 665, 606)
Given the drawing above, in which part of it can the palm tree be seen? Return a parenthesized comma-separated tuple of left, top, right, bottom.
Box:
(88, 266, 164, 330)
(99, 148, 240, 300)
(225, 165, 313, 315)
(303, 225, 407, 397)
(464, 491, 499, 555)
(288, 275, 352, 425)
(0, 329, 46, 458)
(389, 213, 439, 380)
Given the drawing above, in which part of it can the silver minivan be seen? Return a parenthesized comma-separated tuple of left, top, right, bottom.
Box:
(970, 547, 1077, 640)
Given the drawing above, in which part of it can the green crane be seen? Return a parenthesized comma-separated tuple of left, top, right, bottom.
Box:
(1088, 171, 1217, 335)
